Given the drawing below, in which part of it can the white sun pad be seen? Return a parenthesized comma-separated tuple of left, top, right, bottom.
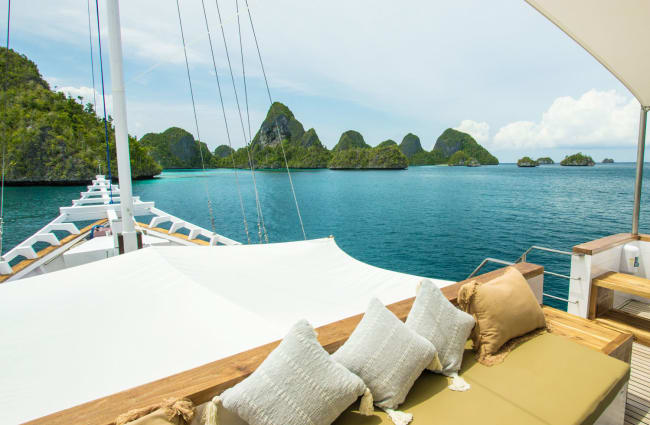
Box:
(0, 238, 451, 424)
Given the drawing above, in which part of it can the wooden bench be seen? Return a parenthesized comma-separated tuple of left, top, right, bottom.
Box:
(588, 271, 650, 345)
(27, 262, 632, 425)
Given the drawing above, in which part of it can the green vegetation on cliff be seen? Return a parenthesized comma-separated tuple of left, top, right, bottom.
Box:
(560, 152, 595, 166)
(537, 157, 554, 165)
(328, 145, 407, 169)
(399, 133, 424, 158)
(214, 144, 235, 158)
(602, 158, 614, 164)
(333, 130, 370, 151)
(517, 156, 539, 167)
(448, 151, 479, 166)
(377, 139, 397, 148)
(140, 127, 213, 169)
(433, 129, 498, 165)
(0, 48, 161, 183)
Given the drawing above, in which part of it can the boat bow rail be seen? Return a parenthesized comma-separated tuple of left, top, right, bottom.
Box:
(0, 175, 239, 281)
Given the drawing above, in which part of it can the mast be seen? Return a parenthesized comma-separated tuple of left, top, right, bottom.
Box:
(105, 0, 137, 252)
(633, 106, 649, 235)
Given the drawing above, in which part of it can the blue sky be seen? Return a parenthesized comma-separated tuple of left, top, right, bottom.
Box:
(3, 0, 646, 162)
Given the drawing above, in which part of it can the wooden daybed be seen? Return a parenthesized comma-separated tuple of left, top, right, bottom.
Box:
(27, 263, 632, 425)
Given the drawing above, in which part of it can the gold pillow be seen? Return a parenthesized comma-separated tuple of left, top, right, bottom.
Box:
(458, 267, 546, 365)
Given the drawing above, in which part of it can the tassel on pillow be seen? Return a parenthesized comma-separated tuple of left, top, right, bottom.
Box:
(358, 388, 374, 416)
(385, 408, 413, 425)
(202, 396, 222, 425)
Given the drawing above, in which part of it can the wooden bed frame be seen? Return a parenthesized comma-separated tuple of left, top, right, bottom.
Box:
(27, 262, 631, 425)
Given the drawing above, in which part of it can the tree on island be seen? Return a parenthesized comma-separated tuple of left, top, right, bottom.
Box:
(517, 156, 539, 167)
(537, 157, 554, 165)
(560, 153, 595, 166)
(602, 158, 614, 164)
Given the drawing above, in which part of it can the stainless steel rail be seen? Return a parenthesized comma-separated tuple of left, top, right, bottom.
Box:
(468, 245, 580, 305)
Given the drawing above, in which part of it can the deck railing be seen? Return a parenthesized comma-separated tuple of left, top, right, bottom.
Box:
(469, 245, 581, 305)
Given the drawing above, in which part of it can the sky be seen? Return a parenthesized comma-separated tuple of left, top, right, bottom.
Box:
(3, 0, 646, 163)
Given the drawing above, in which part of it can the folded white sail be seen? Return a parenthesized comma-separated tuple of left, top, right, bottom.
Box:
(526, 0, 650, 107)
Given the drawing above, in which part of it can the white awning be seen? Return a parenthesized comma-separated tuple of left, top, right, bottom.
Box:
(0, 238, 451, 424)
(526, 0, 650, 107)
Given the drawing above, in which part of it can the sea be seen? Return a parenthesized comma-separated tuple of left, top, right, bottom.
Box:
(4, 163, 649, 310)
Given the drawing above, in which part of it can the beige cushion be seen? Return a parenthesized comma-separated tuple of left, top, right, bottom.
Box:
(457, 267, 546, 362)
(334, 333, 629, 425)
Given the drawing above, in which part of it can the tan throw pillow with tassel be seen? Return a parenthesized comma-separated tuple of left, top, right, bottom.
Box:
(458, 267, 546, 366)
(114, 398, 194, 425)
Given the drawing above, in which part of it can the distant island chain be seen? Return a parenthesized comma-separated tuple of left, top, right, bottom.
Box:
(0, 47, 613, 184)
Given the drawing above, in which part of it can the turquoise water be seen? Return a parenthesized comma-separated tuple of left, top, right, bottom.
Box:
(4, 163, 649, 309)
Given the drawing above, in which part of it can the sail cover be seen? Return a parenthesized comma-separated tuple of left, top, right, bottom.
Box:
(526, 0, 650, 107)
(0, 238, 451, 424)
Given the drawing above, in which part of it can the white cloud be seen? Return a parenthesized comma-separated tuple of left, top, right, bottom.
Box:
(492, 90, 639, 149)
(454, 120, 490, 143)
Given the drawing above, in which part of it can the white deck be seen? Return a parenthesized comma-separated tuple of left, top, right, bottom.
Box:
(619, 300, 650, 424)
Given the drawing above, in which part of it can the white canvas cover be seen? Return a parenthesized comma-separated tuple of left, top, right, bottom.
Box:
(0, 238, 451, 424)
(526, 0, 650, 106)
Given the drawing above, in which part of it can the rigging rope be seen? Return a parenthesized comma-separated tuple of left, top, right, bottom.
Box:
(199, 0, 253, 244)
(94, 0, 113, 203)
(242, 0, 306, 240)
(0, 0, 11, 256)
(86, 0, 97, 112)
(214, 0, 265, 244)
(235, 0, 268, 243)
(174, 0, 218, 236)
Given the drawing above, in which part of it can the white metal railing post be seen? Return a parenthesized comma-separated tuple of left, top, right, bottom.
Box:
(105, 0, 137, 252)
(633, 106, 649, 235)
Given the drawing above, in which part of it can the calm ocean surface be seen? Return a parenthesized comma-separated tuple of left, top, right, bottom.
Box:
(5, 163, 650, 309)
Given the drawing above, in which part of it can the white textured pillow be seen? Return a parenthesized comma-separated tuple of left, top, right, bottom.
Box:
(406, 279, 475, 375)
(332, 298, 437, 411)
(206, 320, 370, 425)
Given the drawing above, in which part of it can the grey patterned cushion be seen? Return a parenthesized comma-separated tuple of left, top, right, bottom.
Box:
(406, 279, 475, 374)
(219, 320, 367, 425)
(332, 298, 437, 410)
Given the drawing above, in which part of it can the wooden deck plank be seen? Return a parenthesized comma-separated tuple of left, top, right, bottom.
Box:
(136, 222, 210, 246)
(594, 272, 650, 299)
(573, 233, 636, 255)
(596, 308, 650, 346)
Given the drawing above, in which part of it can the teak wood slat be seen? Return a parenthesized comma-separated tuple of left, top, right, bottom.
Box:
(573, 233, 650, 256)
(596, 309, 650, 347)
(27, 263, 544, 425)
(593, 272, 650, 299)
(0, 218, 108, 283)
(136, 222, 210, 246)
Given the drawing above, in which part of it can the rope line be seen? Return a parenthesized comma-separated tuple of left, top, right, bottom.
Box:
(86, 0, 97, 112)
(235, 0, 268, 243)
(94, 0, 113, 203)
(0, 0, 11, 255)
(199, 0, 251, 243)
(243, 0, 306, 240)
(174, 0, 218, 236)
(214, 0, 262, 244)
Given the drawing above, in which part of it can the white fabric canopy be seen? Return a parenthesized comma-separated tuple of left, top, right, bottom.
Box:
(0, 238, 451, 424)
(526, 0, 650, 106)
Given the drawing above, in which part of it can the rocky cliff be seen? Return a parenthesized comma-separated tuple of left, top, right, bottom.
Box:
(399, 133, 424, 158)
(0, 48, 161, 184)
(140, 127, 213, 169)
